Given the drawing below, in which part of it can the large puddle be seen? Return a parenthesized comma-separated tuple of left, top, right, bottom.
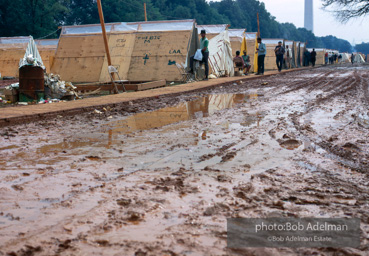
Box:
(101, 93, 261, 135)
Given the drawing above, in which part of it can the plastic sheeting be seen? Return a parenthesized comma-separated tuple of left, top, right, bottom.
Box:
(0, 37, 30, 45)
(208, 30, 234, 77)
(307, 48, 325, 52)
(19, 36, 44, 67)
(135, 20, 194, 31)
(246, 33, 257, 40)
(197, 24, 228, 35)
(263, 39, 283, 45)
(228, 29, 244, 39)
(36, 39, 59, 46)
(62, 20, 195, 35)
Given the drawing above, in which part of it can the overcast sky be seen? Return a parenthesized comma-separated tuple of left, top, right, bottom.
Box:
(209, 0, 369, 45)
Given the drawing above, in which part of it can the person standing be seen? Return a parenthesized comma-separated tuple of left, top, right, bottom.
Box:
(310, 49, 317, 67)
(274, 41, 285, 72)
(285, 45, 292, 69)
(200, 30, 209, 80)
(325, 52, 329, 65)
(351, 53, 355, 64)
(256, 37, 266, 75)
(189, 29, 209, 80)
(304, 49, 310, 66)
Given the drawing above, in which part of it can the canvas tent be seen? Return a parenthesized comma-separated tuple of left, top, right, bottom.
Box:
(339, 53, 351, 63)
(354, 53, 365, 63)
(52, 20, 199, 83)
(228, 29, 258, 72)
(263, 39, 284, 71)
(0, 37, 57, 77)
(207, 30, 234, 77)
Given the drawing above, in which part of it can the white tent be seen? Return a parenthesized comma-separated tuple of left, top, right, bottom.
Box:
(208, 30, 234, 77)
(339, 53, 350, 63)
(354, 54, 365, 63)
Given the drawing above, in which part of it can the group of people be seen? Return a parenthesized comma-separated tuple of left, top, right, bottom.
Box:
(233, 37, 266, 75)
(190, 32, 359, 80)
(325, 52, 339, 65)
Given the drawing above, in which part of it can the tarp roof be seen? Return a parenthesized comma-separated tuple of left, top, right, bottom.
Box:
(196, 24, 228, 35)
(0, 37, 58, 46)
(62, 19, 196, 35)
(263, 39, 284, 45)
(307, 48, 326, 52)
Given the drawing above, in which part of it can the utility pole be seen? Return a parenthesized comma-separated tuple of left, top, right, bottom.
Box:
(257, 13, 260, 37)
(97, 0, 119, 94)
(144, 3, 147, 22)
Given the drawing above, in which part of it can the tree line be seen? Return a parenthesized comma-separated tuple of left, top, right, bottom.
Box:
(0, 0, 356, 52)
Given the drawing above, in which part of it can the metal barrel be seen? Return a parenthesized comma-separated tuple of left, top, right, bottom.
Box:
(19, 65, 44, 101)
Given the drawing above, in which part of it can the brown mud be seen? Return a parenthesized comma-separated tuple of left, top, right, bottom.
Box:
(0, 64, 369, 255)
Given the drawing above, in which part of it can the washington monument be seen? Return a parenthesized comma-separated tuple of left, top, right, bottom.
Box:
(304, 0, 314, 33)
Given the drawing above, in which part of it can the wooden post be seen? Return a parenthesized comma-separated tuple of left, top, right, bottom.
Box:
(144, 3, 147, 22)
(257, 13, 260, 37)
(97, 0, 119, 94)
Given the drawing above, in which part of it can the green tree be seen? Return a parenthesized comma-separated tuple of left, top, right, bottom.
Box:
(354, 42, 369, 54)
(0, 0, 68, 38)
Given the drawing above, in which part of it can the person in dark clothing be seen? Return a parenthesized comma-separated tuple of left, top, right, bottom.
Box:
(304, 49, 310, 66)
(274, 41, 285, 72)
(310, 49, 317, 67)
(256, 37, 266, 75)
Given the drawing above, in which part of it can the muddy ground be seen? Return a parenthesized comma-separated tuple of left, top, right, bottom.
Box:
(0, 64, 369, 255)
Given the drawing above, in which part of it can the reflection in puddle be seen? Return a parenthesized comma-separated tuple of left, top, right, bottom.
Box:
(102, 93, 259, 136)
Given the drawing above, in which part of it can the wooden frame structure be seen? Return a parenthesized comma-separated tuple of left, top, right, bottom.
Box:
(51, 20, 199, 83)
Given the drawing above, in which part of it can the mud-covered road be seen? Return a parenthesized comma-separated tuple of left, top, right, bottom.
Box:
(1, 64, 369, 255)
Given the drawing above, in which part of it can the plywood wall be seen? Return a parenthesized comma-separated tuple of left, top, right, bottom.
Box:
(315, 50, 326, 65)
(293, 42, 298, 68)
(0, 47, 55, 77)
(51, 35, 106, 82)
(264, 44, 278, 71)
(0, 48, 24, 77)
(99, 32, 136, 82)
(127, 31, 190, 81)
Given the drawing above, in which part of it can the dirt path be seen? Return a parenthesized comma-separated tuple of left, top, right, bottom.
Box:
(0, 64, 368, 255)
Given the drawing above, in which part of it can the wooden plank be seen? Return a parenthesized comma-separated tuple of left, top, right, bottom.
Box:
(75, 83, 126, 91)
(124, 80, 166, 91)
(75, 80, 165, 92)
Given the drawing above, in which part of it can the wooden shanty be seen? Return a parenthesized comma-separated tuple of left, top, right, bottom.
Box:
(263, 39, 284, 71)
(51, 20, 199, 83)
(300, 42, 307, 66)
(0, 37, 57, 77)
(228, 29, 258, 72)
(293, 42, 299, 67)
(308, 48, 327, 65)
